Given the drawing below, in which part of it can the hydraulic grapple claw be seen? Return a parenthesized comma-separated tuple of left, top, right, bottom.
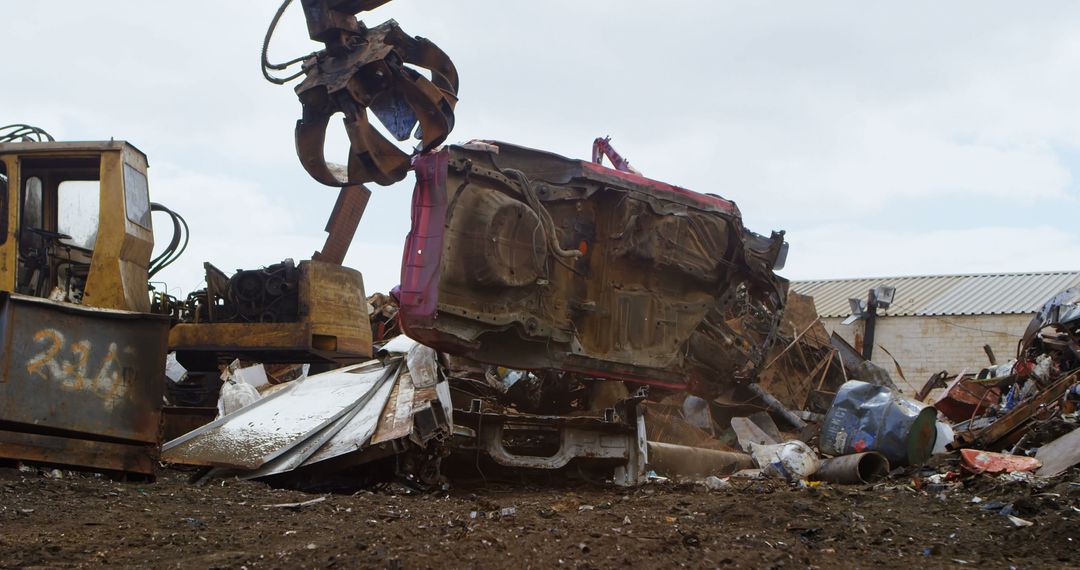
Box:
(295, 1, 459, 186)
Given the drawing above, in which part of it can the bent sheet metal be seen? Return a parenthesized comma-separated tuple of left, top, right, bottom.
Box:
(161, 341, 450, 478)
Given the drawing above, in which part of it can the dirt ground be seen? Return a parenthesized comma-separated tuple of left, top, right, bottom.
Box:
(0, 465, 1076, 569)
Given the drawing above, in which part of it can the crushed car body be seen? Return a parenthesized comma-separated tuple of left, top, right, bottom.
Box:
(398, 141, 789, 396)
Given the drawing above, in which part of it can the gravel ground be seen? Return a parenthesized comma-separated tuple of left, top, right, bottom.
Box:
(0, 466, 1076, 569)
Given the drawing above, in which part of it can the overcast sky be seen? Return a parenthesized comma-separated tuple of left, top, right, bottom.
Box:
(4, 1, 1079, 297)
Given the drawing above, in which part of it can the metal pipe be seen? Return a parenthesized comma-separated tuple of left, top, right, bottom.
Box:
(862, 289, 878, 361)
(812, 452, 890, 484)
(747, 383, 807, 430)
(646, 441, 754, 478)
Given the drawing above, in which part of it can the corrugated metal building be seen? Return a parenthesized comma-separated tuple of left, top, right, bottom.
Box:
(791, 271, 1080, 395)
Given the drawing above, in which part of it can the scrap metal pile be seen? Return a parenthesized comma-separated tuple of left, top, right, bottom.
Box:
(160, 133, 1080, 492)
(916, 287, 1080, 482)
(160, 141, 797, 487)
(160, 268, 1080, 499)
(160, 140, 946, 490)
(10, 0, 1080, 509)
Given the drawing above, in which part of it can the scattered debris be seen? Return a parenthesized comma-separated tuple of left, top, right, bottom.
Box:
(163, 340, 448, 487)
(217, 359, 263, 418)
(265, 497, 327, 510)
(1007, 515, 1034, 528)
(960, 450, 1041, 474)
(731, 416, 778, 451)
(749, 441, 819, 482)
(703, 475, 732, 491)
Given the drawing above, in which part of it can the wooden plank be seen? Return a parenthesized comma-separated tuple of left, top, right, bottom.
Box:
(965, 370, 1077, 450)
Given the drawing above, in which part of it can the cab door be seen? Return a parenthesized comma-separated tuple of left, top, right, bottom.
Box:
(13, 154, 101, 301)
(0, 157, 13, 292)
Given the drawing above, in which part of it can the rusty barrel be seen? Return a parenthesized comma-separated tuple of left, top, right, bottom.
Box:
(820, 380, 938, 467)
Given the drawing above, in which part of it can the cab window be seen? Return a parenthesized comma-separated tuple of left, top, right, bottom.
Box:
(23, 176, 42, 231)
(57, 180, 100, 249)
(123, 162, 150, 228)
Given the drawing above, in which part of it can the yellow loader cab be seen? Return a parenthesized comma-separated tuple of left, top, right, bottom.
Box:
(0, 140, 168, 477)
(0, 141, 153, 309)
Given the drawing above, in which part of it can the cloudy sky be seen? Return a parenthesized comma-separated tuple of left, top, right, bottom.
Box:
(4, 1, 1079, 297)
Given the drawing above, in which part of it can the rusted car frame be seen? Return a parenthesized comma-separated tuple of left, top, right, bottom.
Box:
(398, 142, 788, 396)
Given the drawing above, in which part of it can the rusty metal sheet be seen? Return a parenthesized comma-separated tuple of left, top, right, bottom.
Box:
(0, 429, 156, 475)
(0, 293, 168, 475)
(1034, 426, 1080, 477)
(934, 377, 1001, 423)
(370, 369, 420, 445)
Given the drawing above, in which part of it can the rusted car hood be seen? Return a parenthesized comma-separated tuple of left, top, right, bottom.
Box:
(398, 141, 788, 395)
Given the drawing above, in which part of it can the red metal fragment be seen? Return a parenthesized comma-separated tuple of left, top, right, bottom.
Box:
(960, 449, 1041, 474)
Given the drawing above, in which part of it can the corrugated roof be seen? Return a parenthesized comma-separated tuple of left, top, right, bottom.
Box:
(791, 271, 1080, 318)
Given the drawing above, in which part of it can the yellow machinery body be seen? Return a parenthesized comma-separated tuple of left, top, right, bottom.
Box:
(0, 141, 168, 477)
(168, 260, 373, 369)
(0, 141, 155, 309)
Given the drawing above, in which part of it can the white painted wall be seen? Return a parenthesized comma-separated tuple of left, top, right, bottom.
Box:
(822, 313, 1032, 396)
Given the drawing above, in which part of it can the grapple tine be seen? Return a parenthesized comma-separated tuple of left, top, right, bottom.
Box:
(293, 1, 459, 187)
(295, 107, 349, 186)
(401, 35, 460, 97)
(344, 109, 411, 187)
(395, 67, 452, 147)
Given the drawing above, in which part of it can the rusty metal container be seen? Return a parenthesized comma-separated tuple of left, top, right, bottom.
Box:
(0, 292, 169, 476)
(820, 380, 938, 467)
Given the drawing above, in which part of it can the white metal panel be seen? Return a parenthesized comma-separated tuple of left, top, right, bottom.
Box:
(162, 359, 391, 470)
